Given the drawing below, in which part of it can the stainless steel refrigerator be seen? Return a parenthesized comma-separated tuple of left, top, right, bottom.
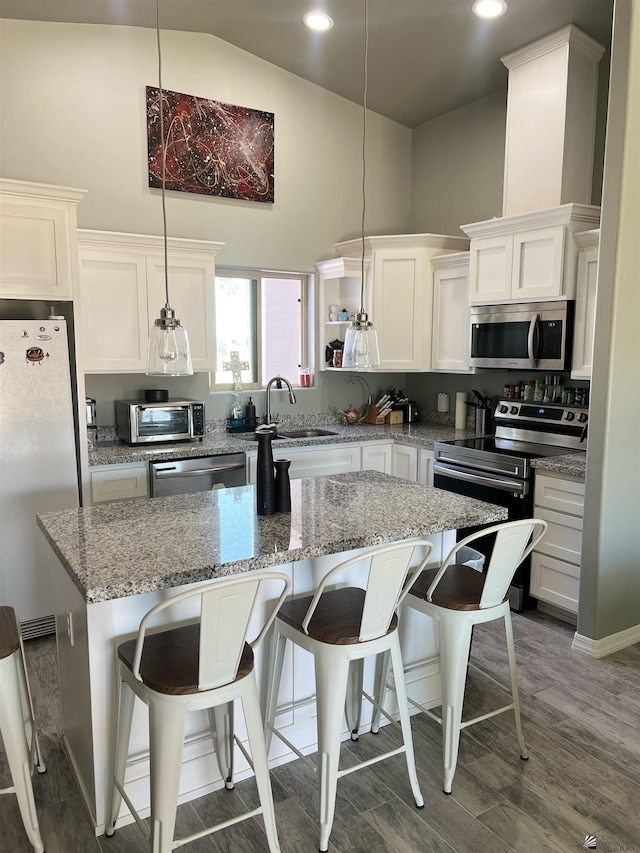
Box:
(0, 318, 79, 637)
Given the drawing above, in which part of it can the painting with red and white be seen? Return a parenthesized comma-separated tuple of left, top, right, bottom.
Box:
(146, 86, 275, 203)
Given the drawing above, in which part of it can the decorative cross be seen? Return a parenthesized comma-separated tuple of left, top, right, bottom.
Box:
(222, 350, 249, 391)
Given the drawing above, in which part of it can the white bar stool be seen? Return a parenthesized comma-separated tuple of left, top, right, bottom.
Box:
(264, 540, 433, 853)
(373, 519, 547, 794)
(0, 606, 46, 853)
(105, 572, 290, 853)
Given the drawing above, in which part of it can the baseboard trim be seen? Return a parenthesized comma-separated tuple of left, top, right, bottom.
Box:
(572, 623, 640, 658)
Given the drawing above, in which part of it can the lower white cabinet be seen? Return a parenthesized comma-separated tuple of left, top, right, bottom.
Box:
(90, 463, 149, 503)
(361, 442, 393, 474)
(392, 444, 418, 481)
(246, 443, 361, 483)
(418, 449, 434, 487)
(530, 471, 585, 615)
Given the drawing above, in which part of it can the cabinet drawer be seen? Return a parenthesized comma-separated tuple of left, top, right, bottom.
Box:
(91, 464, 149, 503)
(530, 552, 579, 614)
(534, 507, 583, 565)
(534, 473, 585, 516)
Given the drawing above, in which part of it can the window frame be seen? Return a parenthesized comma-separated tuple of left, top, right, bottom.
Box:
(210, 267, 310, 391)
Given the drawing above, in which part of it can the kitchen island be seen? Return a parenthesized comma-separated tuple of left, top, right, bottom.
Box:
(37, 471, 507, 835)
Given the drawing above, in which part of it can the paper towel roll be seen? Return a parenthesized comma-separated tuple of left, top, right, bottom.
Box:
(455, 392, 467, 430)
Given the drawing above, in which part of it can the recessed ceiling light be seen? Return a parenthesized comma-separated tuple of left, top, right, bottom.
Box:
(303, 10, 334, 32)
(472, 0, 507, 19)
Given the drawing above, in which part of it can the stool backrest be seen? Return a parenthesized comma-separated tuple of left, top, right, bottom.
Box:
(301, 540, 434, 642)
(429, 519, 547, 610)
(131, 572, 291, 691)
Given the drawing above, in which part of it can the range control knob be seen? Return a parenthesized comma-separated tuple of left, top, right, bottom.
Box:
(565, 412, 575, 421)
(499, 404, 509, 414)
(510, 406, 519, 415)
(578, 413, 588, 423)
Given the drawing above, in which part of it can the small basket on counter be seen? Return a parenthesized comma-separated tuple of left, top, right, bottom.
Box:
(226, 417, 259, 434)
(334, 375, 372, 425)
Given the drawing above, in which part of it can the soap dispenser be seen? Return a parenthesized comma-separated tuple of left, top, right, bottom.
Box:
(245, 396, 256, 427)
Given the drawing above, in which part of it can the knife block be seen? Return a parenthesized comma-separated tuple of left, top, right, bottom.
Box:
(362, 405, 386, 424)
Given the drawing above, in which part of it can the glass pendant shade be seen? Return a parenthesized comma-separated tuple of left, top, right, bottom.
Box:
(146, 304, 193, 376)
(342, 313, 380, 369)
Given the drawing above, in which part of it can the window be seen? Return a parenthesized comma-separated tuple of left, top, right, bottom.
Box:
(212, 269, 309, 388)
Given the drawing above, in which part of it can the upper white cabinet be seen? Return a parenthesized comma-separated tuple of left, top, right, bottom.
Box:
(462, 204, 600, 305)
(431, 251, 473, 373)
(0, 179, 86, 300)
(78, 230, 223, 373)
(317, 233, 468, 373)
(571, 229, 599, 380)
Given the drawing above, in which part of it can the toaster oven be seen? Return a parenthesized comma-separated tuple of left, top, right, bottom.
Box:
(115, 399, 205, 445)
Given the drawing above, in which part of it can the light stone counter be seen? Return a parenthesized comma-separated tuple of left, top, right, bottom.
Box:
(37, 470, 507, 604)
(87, 422, 477, 466)
(531, 453, 586, 479)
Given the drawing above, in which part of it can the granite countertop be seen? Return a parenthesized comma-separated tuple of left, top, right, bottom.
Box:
(531, 453, 587, 478)
(37, 470, 507, 603)
(87, 422, 477, 466)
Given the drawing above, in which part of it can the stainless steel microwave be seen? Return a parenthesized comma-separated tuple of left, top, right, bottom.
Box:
(470, 301, 574, 371)
(115, 399, 205, 445)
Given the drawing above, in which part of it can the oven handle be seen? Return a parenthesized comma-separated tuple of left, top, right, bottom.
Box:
(435, 453, 522, 478)
(433, 461, 528, 496)
(153, 462, 246, 479)
(528, 314, 540, 368)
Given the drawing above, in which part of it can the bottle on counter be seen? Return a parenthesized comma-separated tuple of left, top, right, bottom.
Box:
(274, 458, 292, 512)
(524, 380, 535, 401)
(534, 378, 545, 402)
(245, 396, 256, 425)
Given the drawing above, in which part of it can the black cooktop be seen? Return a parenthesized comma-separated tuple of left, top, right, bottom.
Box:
(437, 436, 578, 461)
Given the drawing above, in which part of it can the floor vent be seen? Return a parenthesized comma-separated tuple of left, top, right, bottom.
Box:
(21, 614, 56, 641)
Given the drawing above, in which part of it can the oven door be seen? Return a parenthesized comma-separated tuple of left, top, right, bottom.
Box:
(134, 405, 193, 443)
(433, 461, 533, 611)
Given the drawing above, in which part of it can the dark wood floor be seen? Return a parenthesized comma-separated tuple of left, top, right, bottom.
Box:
(1, 610, 639, 853)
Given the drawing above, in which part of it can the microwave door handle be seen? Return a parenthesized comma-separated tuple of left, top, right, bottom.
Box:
(528, 314, 540, 368)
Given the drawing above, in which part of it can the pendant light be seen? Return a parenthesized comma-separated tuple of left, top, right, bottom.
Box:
(342, 0, 380, 370)
(146, 0, 193, 376)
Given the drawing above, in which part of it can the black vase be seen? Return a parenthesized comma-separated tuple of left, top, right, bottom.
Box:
(256, 429, 276, 515)
(274, 458, 292, 513)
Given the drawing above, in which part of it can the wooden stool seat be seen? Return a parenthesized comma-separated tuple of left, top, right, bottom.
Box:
(118, 624, 254, 695)
(0, 606, 21, 658)
(278, 588, 398, 644)
(409, 564, 494, 611)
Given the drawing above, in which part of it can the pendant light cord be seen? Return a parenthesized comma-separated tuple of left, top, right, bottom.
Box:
(156, 0, 170, 307)
(360, 0, 369, 314)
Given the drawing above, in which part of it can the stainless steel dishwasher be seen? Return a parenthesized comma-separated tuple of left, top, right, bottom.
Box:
(149, 454, 246, 497)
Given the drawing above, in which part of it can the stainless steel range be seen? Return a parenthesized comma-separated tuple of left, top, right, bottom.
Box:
(433, 400, 588, 610)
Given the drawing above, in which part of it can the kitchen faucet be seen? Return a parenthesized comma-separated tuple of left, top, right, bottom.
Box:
(265, 375, 297, 426)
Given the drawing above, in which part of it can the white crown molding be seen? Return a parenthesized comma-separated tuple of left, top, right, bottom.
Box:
(501, 24, 606, 70)
(461, 204, 601, 239)
(574, 229, 600, 249)
(335, 233, 469, 257)
(572, 623, 640, 658)
(0, 177, 87, 205)
(430, 251, 470, 269)
(314, 256, 369, 278)
(77, 228, 224, 256)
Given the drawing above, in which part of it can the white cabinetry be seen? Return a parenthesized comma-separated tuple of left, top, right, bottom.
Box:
(392, 444, 418, 481)
(462, 205, 600, 305)
(418, 449, 434, 487)
(431, 252, 473, 373)
(361, 442, 392, 474)
(78, 230, 223, 373)
(246, 443, 361, 483)
(317, 233, 468, 373)
(0, 179, 86, 300)
(90, 463, 149, 504)
(571, 229, 599, 380)
(530, 471, 585, 615)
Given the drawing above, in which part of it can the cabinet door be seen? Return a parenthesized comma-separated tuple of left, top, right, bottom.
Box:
(512, 226, 566, 300)
(530, 552, 579, 614)
(361, 443, 392, 474)
(146, 254, 216, 372)
(418, 449, 434, 487)
(432, 263, 471, 372)
(371, 249, 428, 371)
(533, 507, 583, 565)
(468, 236, 512, 304)
(247, 444, 361, 483)
(392, 444, 418, 481)
(571, 244, 598, 380)
(80, 249, 149, 372)
(0, 201, 74, 300)
(90, 463, 149, 503)
(534, 473, 585, 516)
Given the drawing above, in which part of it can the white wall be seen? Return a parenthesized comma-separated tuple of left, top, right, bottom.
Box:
(409, 91, 507, 234)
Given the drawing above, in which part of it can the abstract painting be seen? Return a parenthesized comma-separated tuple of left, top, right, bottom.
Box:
(146, 86, 274, 203)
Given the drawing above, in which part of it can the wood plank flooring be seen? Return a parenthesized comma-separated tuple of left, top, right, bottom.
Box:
(1, 610, 638, 853)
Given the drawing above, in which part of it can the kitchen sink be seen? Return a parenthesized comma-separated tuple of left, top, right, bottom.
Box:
(242, 428, 337, 441)
(278, 428, 337, 439)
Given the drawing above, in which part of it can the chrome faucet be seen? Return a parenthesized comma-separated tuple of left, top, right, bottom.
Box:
(265, 376, 297, 426)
